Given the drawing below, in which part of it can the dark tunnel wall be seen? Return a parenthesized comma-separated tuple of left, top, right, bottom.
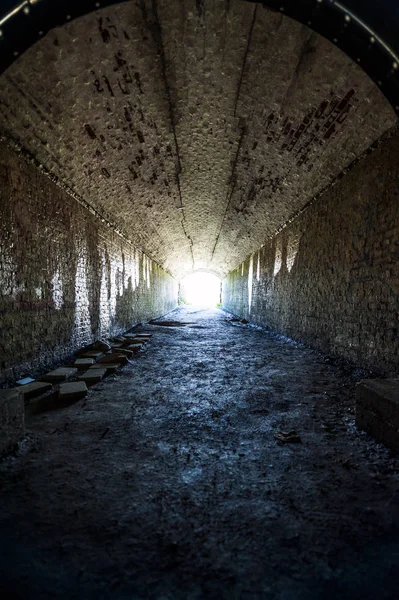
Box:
(0, 141, 177, 384)
(223, 130, 399, 374)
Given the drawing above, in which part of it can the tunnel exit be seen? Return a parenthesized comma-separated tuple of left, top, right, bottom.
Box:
(179, 272, 221, 307)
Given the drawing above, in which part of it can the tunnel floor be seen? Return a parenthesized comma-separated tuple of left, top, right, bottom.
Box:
(1, 307, 399, 599)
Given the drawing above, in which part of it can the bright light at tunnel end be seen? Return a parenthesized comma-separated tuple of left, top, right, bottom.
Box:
(179, 272, 221, 307)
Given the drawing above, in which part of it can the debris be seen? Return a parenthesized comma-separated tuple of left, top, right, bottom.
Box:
(100, 427, 110, 439)
(16, 377, 36, 386)
(274, 430, 302, 444)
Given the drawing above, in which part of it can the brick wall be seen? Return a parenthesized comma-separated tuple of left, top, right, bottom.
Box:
(223, 132, 399, 375)
(0, 142, 177, 384)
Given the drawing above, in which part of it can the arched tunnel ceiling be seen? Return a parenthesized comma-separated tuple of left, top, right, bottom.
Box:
(0, 0, 397, 279)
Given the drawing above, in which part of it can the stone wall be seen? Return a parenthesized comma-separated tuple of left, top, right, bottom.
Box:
(223, 132, 399, 375)
(0, 142, 177, 384)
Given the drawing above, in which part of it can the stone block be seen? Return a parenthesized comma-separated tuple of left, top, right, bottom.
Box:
(74, 358, 95, 369)
(89, 363, 120, 374)
(80, 351, 104, 360)
(58, 382, 88, 404)
(126, 344, 142, 353)
(115, 348, 133, 358)
(356, 379, 399, 453)
(41, 367, 78, 383)
(78, 369, 106, 385)
(91, 340, 111, 352)
(0, 389, 24, 455)
(97, 353, 128, 365)
(19, 381, 52, 400)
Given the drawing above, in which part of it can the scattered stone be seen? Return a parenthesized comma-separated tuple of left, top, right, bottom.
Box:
(19, 381, 52, 400)
(97, 353, 129, 365)
(0, 389, 24, 455)
(91, 340, 111, 352)
(126, 344, 142, 353)
(74, 358, 95, 369)
(89, 363, 120, 374)
(41, 368, 78, 383)
(356, 379, 399, 453)
(58, 382, 88, 404)
(16, 377, 36, 386)
(78, 369, 106, 385)
(115, 348, 133, 358)
(80, 351, 104, 360)
(275, 430, 302, 444)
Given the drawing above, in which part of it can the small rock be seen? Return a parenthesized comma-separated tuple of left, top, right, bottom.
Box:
(275, 430, 302, 444)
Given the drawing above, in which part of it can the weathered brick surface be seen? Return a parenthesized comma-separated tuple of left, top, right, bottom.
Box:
(0, 142, 177, 384)
(223, 132, 399, 374)
(0, 1, 396, 279)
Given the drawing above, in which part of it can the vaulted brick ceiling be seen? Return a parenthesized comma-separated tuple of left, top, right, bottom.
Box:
(0, 0, 396, 279)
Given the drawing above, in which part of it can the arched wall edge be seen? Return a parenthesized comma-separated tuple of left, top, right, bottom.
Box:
(0, 0, 398, 114)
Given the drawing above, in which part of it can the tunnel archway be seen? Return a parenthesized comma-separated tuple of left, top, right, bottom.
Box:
(1, 0, 399, 114)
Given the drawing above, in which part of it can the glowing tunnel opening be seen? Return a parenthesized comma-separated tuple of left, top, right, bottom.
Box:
(179, 272, 221, 307)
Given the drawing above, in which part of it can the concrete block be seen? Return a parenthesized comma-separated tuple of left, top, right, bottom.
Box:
(89, 363, 120, 374)
(58, 382, 88, 404)
(41, 367, 78, 383)
(19, 381, 52, 400)
(74, 358, 95, 369)
(78, 369, 106, 385)
(97, 353, 128, 365)
(356, 379, 399, 452)
(0, 389, 24, 455)
(80, 351, 104, 360)
(115, 348, 133, 358)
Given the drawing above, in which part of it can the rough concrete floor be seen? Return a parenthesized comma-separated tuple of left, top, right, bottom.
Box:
(0, 307, 399, 599)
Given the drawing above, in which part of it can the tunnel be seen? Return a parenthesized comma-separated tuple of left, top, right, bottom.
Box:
(0, 1, 399, 598)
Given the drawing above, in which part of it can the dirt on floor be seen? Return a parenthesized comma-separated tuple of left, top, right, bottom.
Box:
(0, 306, 398, 599)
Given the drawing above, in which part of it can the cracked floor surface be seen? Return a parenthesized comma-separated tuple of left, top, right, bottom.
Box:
(1, 306, 399, 599)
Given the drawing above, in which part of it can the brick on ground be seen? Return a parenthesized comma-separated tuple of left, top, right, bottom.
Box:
(41, 367, 78, 383)
(74, 358, 95, 369)
(89, 363, 120, 374)
(19, 381, 52, 400)
(356, 379, 399, 453)
(78, 369, 107, 385)
(0, 389, 24, 455)
(98, 353, 128, 365)
(58, 382, 88, 404)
